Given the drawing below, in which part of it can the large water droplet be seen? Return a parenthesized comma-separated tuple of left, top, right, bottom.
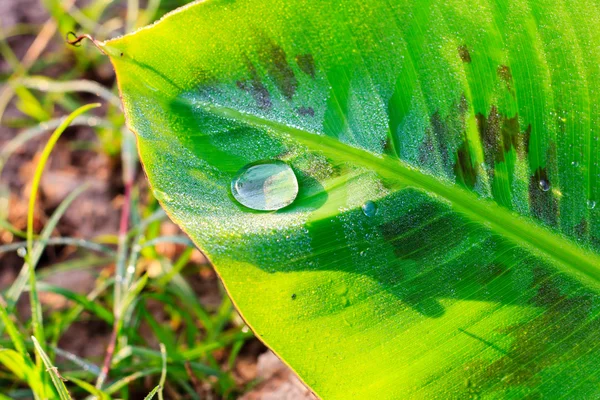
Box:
(361, 201, 378, 217)
(231, 160, 298, 211)
(587, 199, 597, 210)
(538, 179, 551, 192)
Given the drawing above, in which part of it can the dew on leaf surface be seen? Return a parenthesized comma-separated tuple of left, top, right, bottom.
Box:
(231, 160, 299, 211)
(587, 199, 597, 210)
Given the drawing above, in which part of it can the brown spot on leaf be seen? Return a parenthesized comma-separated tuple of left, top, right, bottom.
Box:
(458, 45, 472, 63)
(454, 140, 477, 189)
(238, 57, 272, 110)
(497, 65, 513, 91)
(453, 95, 477, 189)
(296, 106, 315, 117)
(296, 54, 316, 78)
(418, 112, 452, 176)
(477, 107, 501, 175)
(477, 107, 522, 172)
(259, 38, 298, 100)
(529, 167, 558, 226)
(575, 218, 588, 239)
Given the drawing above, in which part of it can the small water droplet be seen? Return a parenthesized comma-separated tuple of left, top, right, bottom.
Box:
(16, 247, 26, 258)
(587, 200, 597, 210)
(538, 179, 551, 192)
(361, 200, 378, 217)
(231, 160, 298, 211)
(571, 161, 579, 167)
(153, 189, 172, 203)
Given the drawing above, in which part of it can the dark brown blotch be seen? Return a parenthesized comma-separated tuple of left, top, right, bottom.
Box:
(296, 53, 316, 78)
(458, 45, 472, 63)
(454, 140, 477, 189)
(296, 106, 315, 117)
(575, 218, 588, 239)
(477, 107, 522, 171)
(427, 112, 452, 173)
(528, 167, 558, 226)
(259, 38, 298, 100)
(477, 107, 501, 175)
(497, 65, 513, 91)
(237, 57, 272, 110)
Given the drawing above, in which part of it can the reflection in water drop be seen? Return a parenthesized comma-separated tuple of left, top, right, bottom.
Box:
(231, 160, 298, 211)
(538, 179, 551, 192)
(588, 200, 597, 210)
(361, 200, 378, 217)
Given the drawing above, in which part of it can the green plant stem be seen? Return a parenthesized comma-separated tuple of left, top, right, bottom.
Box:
(26, 103, 100, 354)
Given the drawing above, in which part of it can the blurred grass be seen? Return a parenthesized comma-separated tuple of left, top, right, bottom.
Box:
(0, 0, 258, 398)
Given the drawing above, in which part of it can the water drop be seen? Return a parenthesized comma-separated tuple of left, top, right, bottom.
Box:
(571, 161, 579, 167)
(153, 189, 172, 203)
(231, 160, 298, 211)
(16, 247, 26, 258)
(361, 200, 378, 217)
(587, 200, 597, 210)
(538, 179, 551, 192)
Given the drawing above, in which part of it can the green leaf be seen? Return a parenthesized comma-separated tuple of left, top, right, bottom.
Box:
(104, 0, 600, 398)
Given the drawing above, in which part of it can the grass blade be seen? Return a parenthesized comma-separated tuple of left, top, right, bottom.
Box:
(32, 336, 72, 400)
(5, 184, 90, 309)
(67, 376, 110, 400)
(25, 103, 100, 351)
(143, 385, 160, 400)
(0, 296, 28, 357)
(33, 282, 114, 324)
(158, 343, 167, 400)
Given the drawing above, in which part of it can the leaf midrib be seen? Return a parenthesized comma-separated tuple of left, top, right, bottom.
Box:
(195, 101, 600, 288)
